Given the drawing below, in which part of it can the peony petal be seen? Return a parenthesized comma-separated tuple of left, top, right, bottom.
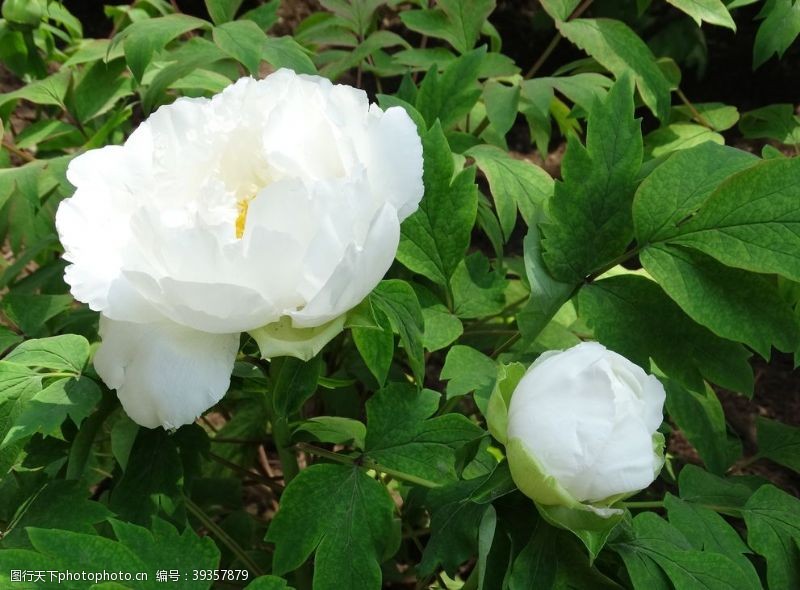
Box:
(291, 204, 400, 328)
(574, 416, 659, 502)
(94, 316, 239, 429)
(250, 314, 346, 361)
(364, 106, 424, 221)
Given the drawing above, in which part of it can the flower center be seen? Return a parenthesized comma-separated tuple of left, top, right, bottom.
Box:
(235, 195, 255, 239)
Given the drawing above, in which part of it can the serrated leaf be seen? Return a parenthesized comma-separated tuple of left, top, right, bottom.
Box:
(400, 0, 495, 54)
(641, 244, 800, 356)
(271, 356, 321, 419)
(644, 123, 724, 158)
(4, 335, 90, 375)
(451, 253, 508, 319)
(2, 294, 73, 336)
(371, 280, 425, 382)
(557, 18, 672, 120)
(365, 383, 484, 485)
(633, 142, 759, 244)
(415, 48, 485, 129)
(756, 416, 800, 473)
(1, 481, 112, 549)
(2, 377, 101, 447)
(658, 158, 800, 282)
(397, 123, 478, 287)
(541, 75, 642, 282)
(418, 476, 492, 576)
(580, 275, 753, 394)
(266, 464, 398, 590)
(753, 0, 800, 68)
(440, 346, 496, 414)
(664, 494, 760, 585)
(352, 306, 393, 386)
(466, 144, 554, 240)
(117, 14, 209, 82)
(205, 0, 244, 24)
(678, 464, 754, 510)
(663, 379, 741, 474)
(743, 485, 800, 589)
(613, 512, 758, 590)
(262, 36, 317, 74)
(294, 416, 366, 450)
(213, 20, 267, 75)
(482, 80, 520, 138)
(666, 0, 736, 29)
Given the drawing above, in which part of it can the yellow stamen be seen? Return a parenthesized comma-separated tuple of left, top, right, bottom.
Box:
(235, 197, 252, 239)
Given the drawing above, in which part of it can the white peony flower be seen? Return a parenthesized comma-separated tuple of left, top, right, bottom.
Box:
(488, 342, 665, 512)
(56, 69, 424, 429)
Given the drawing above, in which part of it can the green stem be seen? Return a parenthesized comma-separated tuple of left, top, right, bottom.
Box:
(184, 496, 264, 576)
(298, 443, 441, 488)
(208, 452, 282, 493)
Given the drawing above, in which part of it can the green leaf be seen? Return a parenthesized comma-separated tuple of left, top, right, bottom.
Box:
(415, 48, 485, 129)
(482, 80, 520, 138)
(466, 144, 554, 241)
(270, 356, 321, 419)
(213, 20, 268, 75)
(633, 141, 759, 245)
(663, 379, 740, 474)
(557, 18, 672, 120)
(2, 377, 101, 447)
(644, 123, 724, 158)
(294, 416, 366, 450)
(579, 275, 753, 394)
(261, 36, 317, 75)
(241, 0, 280, 29)
(660, 158, 800, 282)
(508, 518, 557, 589)
(266, 464, 398, 590)
(418, 477, 492, 575)
(4, 335, 90, 375)
(0, 327, 22, 355)
(16, 517, 220, 589)
(756, 416, 800, 473)
(664, 494, 760, 585)
(672, 102, 740, 132)
(109, 428, 184, 525)
(2, 294, 73, 336)
(665, 0, 736, 29)
(1, 481, 112, 549)
(743, 484, 800, 589)
(613, 512, 759, 590)
(371, 280, 425, 383)
(415, 286, 464, 352)
(641, 244, 800, 356)
(0, 70, 71, 109)
(400, 0, 496, 54)
(541, 75, 642, 282)
(451, 253, 507, 319)
(205, 0, 244, 24)
(539, 0, 581, 21)
(740, 104, 800, 145)
(517, 223, 576, 343)
(365, 383, 483, 485)
(72, 58, 132, 122)
(440, 345, 497, 414)
(753, 0, 800, 68)
(352, 306, 393, 386)
(397, 123, 478, 286)
(677, 464, 754, 510)
(117, 14, 210, 82)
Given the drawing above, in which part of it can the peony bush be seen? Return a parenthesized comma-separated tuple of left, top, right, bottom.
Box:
(0, 1, 798, 589)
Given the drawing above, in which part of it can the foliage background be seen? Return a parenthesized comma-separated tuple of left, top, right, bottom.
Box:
(0, 0, 798, 589)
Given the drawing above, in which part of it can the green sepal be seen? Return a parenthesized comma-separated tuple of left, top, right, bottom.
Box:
(486, 362, 526, 444)
(506, 437, 579, 507)
(250, 315, 345, 361)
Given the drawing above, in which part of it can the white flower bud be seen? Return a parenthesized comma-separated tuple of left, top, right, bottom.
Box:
(490, 342, 665, 511)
